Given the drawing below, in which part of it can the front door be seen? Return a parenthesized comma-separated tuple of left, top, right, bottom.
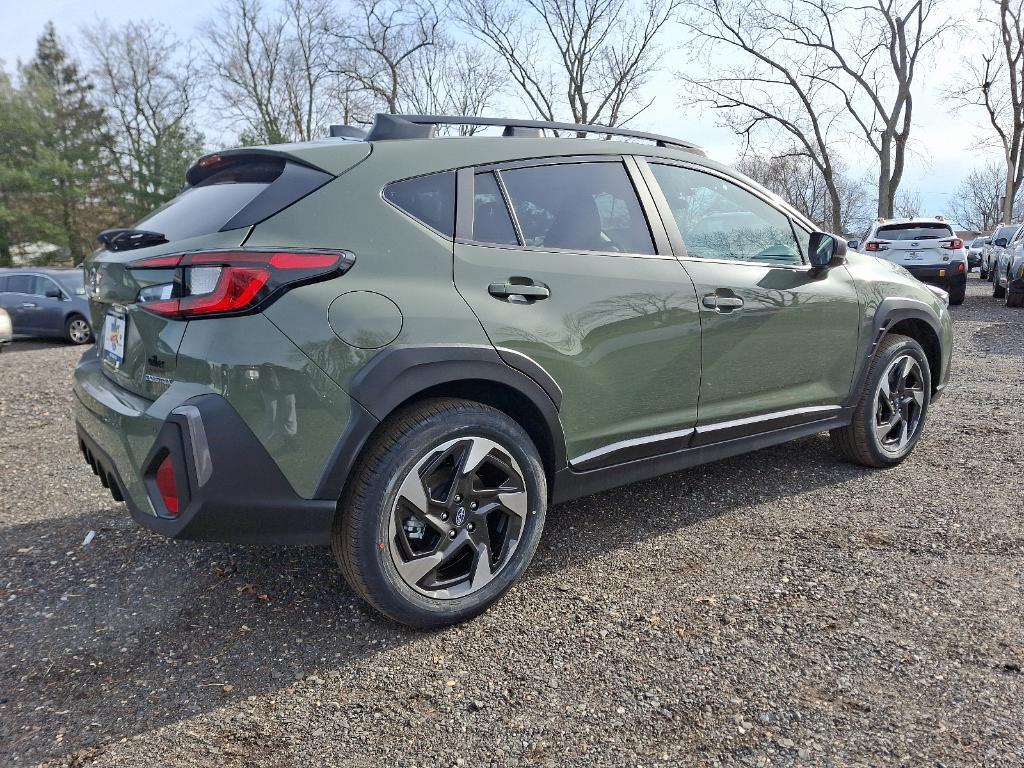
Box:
(454, 159, 702, 466)
(641, 160, 861, 438)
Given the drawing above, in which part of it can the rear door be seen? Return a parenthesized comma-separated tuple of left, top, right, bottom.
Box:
(452, 157, 703, 466)
(4, 274, 37, 333)
(639, 159, 861, 435)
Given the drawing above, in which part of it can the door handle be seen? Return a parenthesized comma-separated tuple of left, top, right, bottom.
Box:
(21, 302, 37, 309)
(702, 294, 743, 311)
(488, 282, 551, 300)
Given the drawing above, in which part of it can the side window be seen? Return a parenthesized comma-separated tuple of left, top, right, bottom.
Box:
(383, 171, 456, 238)
(498, 162, 655, 255)
(0, 276, 7, 292)
(649, 163, 803, 265)
(7, 274, 33, 294)
(473, 172, 518, 246)
(34, 276, 60, 297)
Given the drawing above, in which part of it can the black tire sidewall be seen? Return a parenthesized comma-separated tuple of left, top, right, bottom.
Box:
(857, 337, 931, 467)
(346, 404, 547, 627)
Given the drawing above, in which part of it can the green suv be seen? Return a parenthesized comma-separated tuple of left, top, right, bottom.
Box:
(74, 114, 953, 627)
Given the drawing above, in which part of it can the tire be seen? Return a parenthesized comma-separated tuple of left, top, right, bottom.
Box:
(65, 314, 92, 345)
(1007, 289, 1024, 307)
(948, 282, 966, 306)
(994, 274, 1006, 299)
(830, 334, 931, 468)
(980, 267, 988, 280)
(333, 397, 548, 628)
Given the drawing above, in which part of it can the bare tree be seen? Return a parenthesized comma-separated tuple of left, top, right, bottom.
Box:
(768, 0, 954, 219)
(204, 0, 339, 143)
(84, 20, 204, 218)
(951, 161, 1014, 231)
(735, 150, 871, 233)
(458, 0, 683, 128)
(951, 1, 1024, 223)
(894, 187, 921, 218)
(329, 0, 442, 115)
(678, 0, 847, 230)
(402, 36, 506, 132)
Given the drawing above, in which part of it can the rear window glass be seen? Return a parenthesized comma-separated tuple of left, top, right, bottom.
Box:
(995, 226, 1019, 241)
(876, 223, 953, 240)
(473, 172, 518, 245)
(6, 275, 33, 293)
(133, 157, 285, 242)
(499, 162, 655, 254)
(384, 171, 456, 237)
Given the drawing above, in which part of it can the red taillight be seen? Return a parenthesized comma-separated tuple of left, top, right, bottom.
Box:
(957, 262, 966, 273)
(155, 455, 179, 516)
(943, 238, 964, 250)
(128, 249, 353, 319)
(865, 241, 888, 252)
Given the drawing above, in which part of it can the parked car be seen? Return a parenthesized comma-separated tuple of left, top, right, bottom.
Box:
(1003, 246, 1024, 306)
(74, 114, 953, 628)
(967, 236, 988, 271)
(0, 268, 93, 344)
(981, 224, 1018, 280)
(0, 307, 12, 350)
(860, 217, 968, 305)
(992, 223, 1024, 300)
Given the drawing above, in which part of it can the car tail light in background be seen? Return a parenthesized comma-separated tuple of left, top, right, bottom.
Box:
(942, 239, 964, 250)
(865, 241, 888, 252)
(957, 262, 966, 273)
(128, 249, 354, 320)
(155, 454, 180, 516)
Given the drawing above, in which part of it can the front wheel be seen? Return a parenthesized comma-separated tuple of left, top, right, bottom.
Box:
(831, 334, 931, 468)
(65, 315, 92, 345)
(333, 398, 547, 628)
(948, 281, 966, 306)
(1007, 288, 1024, 307)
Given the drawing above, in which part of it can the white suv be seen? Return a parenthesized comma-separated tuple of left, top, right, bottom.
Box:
(859, 217, 968, 305)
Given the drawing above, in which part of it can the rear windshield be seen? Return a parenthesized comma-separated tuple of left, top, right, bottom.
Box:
(995, 226, 1018, 240)
(133, 157, 285, 242)
(876, 223, 953, 241)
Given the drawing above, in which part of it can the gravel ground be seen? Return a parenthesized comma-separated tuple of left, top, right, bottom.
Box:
(1, 275, 1022, 768)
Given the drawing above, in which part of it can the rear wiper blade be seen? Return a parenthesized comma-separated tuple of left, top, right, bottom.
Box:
(97, 228, 169, 252)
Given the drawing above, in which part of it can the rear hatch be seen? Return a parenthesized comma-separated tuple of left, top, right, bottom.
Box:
(85, 146, 366, 399)
(868, 222, 959, 266)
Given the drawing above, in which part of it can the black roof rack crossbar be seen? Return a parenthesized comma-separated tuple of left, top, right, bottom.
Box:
(364, 113, 705, 155)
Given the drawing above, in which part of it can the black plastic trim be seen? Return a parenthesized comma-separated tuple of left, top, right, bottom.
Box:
(553, 411, 851, 503)
(570, 427, 695, 471)
(220, 161, 335, 232)
(691, 405, 845, 446)
(78, 395, 337, 545)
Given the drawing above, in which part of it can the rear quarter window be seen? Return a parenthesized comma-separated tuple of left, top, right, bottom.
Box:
(383, 171, 456, 238)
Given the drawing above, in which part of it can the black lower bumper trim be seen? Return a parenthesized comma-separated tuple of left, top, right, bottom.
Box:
(76, 394, 336, 545)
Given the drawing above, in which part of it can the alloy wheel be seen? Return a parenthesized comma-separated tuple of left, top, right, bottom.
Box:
(68, 318, 91, 344)
(389, 436, 529, 599)
(873, 354, 926, 455)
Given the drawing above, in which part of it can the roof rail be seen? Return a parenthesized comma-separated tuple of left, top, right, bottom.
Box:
(362, 113, 705, 155)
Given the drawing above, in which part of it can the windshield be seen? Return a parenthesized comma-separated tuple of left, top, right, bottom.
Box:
(875, 223, 953, 241)
(57, 272, 86, 295)
(996, 226, 1018, 241)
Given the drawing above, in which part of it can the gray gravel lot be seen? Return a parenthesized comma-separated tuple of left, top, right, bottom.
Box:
(1, 275, 1022, 767)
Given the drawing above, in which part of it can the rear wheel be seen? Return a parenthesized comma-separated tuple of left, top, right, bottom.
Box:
(994, 271, 1007, 299)
(65, 315, 92, 345)
(333, 398, 547, 628)
(948, 281, 966, 306)
(831, 334, 931, 468)
(1007, 288, 1024, 307)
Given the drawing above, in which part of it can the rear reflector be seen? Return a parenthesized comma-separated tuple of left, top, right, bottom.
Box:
(155, 454, 180, 516)
(128, 249, 354, 320)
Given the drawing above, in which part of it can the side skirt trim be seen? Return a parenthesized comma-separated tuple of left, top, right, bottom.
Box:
(554, 409, 852, 504)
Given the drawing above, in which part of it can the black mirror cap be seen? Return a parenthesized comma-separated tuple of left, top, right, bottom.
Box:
(846, 239, 860, 250)
(995, 237, 1008, 247)
(808, 231, 847, 270)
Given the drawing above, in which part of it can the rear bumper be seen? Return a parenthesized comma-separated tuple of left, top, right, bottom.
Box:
(74, 352, 336, 545)
(904, 264, 967, 290)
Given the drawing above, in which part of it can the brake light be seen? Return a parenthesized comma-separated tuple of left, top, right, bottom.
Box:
(865, 241, 888, 252)
(128, 249, 354, 319)
(155, 455, 179, 516)
(957, 262, 965, 273)
(943, 238, 964, 250)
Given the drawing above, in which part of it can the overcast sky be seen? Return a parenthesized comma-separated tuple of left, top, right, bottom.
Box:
(0, 0, 999, 227)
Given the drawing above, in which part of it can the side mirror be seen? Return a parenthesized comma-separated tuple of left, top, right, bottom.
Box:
(45, 288, 63, 299)
(808, 231, 847, 270)
(846, 240, 860, 251)
(995, 237, 1008, 247)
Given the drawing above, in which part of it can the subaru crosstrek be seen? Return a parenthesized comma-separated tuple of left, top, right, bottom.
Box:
(860, 217, 968, 305)
(74, 114, 953, 627)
